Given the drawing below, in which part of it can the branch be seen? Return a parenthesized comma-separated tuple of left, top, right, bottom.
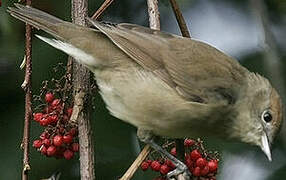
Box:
(91, 0, 115, 20)
(71, 0, 95, 179)
(119, 145, 151, 180)
(22, 0, 32, 179)
(169, 0, 190, 38)
(146, 0, 160, 30)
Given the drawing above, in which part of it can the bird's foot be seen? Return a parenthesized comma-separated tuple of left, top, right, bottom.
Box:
(137, 129, 191, 180)
(167, 164, 191, 180)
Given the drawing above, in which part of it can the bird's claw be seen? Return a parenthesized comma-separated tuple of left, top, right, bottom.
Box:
(137, 129, 192, 179)
(167, 163, 191, 180)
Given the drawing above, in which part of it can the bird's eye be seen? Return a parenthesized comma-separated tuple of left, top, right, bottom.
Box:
(262, 110, 272, 123)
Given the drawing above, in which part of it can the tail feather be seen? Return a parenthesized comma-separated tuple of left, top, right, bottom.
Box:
(7, 3, 120, 69)
(8, 3, 66, 40)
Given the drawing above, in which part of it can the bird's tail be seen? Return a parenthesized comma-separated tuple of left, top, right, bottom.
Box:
(7, 4, 108, 68)
(8, 3, 67, 40)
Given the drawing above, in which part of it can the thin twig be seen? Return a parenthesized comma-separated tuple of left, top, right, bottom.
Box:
(71, 0, 95, 179)
(65, 57, 73, 87)
(91, 0, 114, 20)
(22, 0, 32, 180)
(119, 145, 151, 180)
(169, 0, 190, 38)
(146, 0, 160, 30)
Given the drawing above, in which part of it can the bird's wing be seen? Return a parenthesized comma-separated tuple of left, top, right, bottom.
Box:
(93, 20, 248, 104)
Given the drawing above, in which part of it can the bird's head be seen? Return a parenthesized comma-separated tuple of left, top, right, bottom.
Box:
(230, 73, 283, 161)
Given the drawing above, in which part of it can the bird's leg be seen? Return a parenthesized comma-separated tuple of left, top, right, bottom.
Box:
(137, 129, 191, 180)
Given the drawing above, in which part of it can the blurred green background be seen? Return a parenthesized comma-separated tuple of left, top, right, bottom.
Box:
(0, 0, 286, 179)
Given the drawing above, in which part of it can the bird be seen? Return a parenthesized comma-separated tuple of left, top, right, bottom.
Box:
(8, 3, 283, 176)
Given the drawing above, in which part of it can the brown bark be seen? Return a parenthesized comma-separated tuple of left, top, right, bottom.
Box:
(22, 0, 32, 180)
(146, 0, 160, 30)
(71, 0, 95, 179)
(169, 0, 190, 38)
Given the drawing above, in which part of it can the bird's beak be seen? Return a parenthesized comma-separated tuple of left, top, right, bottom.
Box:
(261, 131, 272, 161)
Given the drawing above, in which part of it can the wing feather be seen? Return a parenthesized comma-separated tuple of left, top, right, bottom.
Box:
(88, 20, 248, 104)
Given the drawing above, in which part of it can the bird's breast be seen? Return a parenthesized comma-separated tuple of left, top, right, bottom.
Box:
(95, 67, 190, 136)
(94, 66, 230, 139)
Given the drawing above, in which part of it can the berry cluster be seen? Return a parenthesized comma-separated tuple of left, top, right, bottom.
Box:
(141, 139, 219, 180)
(185, 149, 218, 179)
(32, 92, 79, 160)
(33, 93, 73, 126)
(33, 129, 79, 159)
(141, 159, 176, 175)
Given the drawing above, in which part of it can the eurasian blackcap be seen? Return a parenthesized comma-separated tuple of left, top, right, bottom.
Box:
(8, 4, 283, 162)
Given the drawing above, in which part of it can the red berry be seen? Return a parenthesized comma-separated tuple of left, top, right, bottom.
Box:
(40, 132, 49, 140)
(150, 161, 161, 171)
(164, 159, 175, 169)
(160, 164, 170, 175)
(67, 108, 73, 117)
(53, 135, 63, 146)
(184, 139, 195, 147)
(33, 113, 43, 122)
(63, 134, 73, 144)
(63, 149, 74, 160)
(45, 116, 53, 124)
(170, 147, 177, 156)
(51, 99, 61, 108)
(45, 92, 54, 103)
(146, 160, 152, 165)
(39, 118, 49, 126)
(196, 158, 207, 168)
(208, 160, 218, 172)
(33, 140, 42, 148)
(71, 143, 79, 152)
(185, 157, 193, 168)
(42, 139, 51, 146)
(47, 145, 57, 156)
(141, 161, 149, 171)
(193, 166, 201, 176)
(40, 146, 47, 155)
(190, 149, 202, 161)
(200, 165, 209, 176)
(49, 115, 58, 123)
(69, 128, 77, 136)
